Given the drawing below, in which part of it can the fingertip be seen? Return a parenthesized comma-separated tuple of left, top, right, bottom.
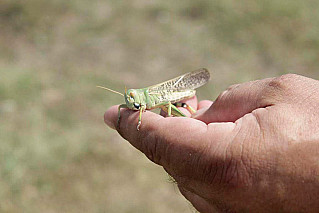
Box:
(104, 105, 119, 130)
(179, 96, 198, 117)
(198, 100, 213, 110)
(191, 100, 213, 121)
(183, 96, 198, 108)
(178, 108, 192, 117)
(191, 107, 209, 120)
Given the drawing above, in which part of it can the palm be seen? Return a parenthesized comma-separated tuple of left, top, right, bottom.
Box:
(104, 74, 319, 212)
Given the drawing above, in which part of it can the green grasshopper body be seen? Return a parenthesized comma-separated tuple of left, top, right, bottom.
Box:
(98, 68, 210, 130)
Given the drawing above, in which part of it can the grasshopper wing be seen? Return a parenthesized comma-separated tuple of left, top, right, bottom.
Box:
(148, 68, 210, 92)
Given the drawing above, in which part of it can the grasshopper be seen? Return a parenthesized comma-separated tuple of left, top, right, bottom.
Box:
(98, 68, 210, 130)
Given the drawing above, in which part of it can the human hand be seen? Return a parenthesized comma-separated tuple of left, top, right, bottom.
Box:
(104, 74, 319, 212)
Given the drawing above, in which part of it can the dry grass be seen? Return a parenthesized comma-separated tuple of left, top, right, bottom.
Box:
(1, 0, 319, 212)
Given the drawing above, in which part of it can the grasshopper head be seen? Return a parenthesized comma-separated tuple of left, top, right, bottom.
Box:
(124, 89, 141, 110)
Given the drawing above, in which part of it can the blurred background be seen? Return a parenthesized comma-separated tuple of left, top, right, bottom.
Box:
(1, 0, 319, 212)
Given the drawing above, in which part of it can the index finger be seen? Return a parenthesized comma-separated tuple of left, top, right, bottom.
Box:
(104, 106, 235, 170)
(105, 105, 206, 150)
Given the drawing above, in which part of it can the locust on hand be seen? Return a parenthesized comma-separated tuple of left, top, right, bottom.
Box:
(97, 68, 210, 130)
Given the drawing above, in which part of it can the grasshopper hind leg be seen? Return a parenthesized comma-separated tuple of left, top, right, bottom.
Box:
(173, 102, 196, 114)
(160, 102, 187, 117)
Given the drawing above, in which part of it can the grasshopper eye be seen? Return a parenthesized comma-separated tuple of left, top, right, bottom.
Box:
(133, 103, 140, 109)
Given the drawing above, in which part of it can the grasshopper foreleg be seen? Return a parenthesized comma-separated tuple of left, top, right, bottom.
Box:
(137, 105, 146, 130)
(117, 104, 128, 129)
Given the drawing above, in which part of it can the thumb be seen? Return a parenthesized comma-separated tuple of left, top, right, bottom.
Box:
(193, 77, 279, 123)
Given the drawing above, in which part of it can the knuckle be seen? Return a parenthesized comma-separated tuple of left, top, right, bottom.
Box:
(204, 141, 253, 189)
(267, 74, 299, 93)
(220, 157, 252, 189)
(279, 73, 300, 81)
(140, 132, 162, 165)
(116, 112, 164, 166)
(201, 158, 242, 189)
(117, 112, 134, 138)
(202, 159, 224, 185)
(220, 157, 243, 188)
(222, 158, 240, 186)
(260, 74, 302, 104)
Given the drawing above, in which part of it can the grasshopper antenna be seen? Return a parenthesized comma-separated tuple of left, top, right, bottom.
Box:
(96, 86, 124, 96)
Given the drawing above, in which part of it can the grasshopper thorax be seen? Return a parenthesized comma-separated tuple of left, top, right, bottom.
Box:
(125, 89, 142, 111)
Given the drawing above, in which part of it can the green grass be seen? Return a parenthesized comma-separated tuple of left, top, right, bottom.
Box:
(1, 0, 319, 212)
